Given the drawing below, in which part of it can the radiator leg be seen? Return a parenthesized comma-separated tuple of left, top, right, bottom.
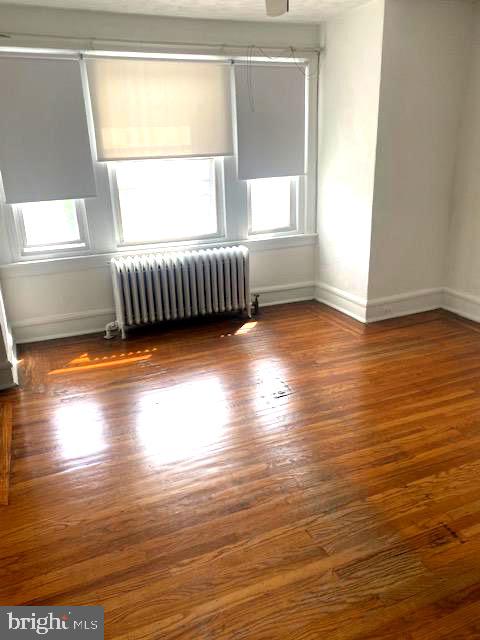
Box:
(120, 326, 127, 340)
(104, 321, 119, 340)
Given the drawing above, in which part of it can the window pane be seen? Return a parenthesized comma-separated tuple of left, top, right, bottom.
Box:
(115, 158, 218, 244)
(20, 200, 80, 247)
(249, 177, 292, 233)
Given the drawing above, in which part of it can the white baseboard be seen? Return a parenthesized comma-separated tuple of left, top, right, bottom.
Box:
(13, 308, 115, 344)
(13, 283, 316, 344)
(12, 284, 480, 344)
(315, 283, 480, 326)
(315, 283, 445, 324)
(314, 283, 367, 323)
(253, 281, 315, 307)
(443, 288, 480, 323)
(366, 288, 443, 322)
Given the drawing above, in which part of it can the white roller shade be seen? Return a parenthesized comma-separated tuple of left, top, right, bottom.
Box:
(234, 65, 306, 180)
(0, 57, 96, 204)
(86, 57, 234, 161)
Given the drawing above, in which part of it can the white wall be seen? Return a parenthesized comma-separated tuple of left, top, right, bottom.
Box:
(316, 0, 474, 324)
(368, 0, 472, 302)
(0, 5, 320, 343)
(0, 3, 320, 49)
(445, 2, 480, 319)
(316, 0, 385, 316)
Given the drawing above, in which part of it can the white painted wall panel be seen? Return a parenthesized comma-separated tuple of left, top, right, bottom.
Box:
(368, 0, 472, 299)
(317, 0, 385, 300)
(446, 3, 480, 299)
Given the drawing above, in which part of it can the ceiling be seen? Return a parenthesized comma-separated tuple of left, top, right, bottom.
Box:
(0, 0, 372, 23)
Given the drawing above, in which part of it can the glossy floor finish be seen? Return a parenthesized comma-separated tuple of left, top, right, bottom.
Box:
(0, 402, 12, 505)
(2, 302, 480, 638)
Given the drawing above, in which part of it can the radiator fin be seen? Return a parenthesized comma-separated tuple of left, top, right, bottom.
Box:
(111, 245, 250, 335)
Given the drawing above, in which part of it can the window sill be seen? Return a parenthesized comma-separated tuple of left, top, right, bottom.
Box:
(20, 242, 88, 259)
(245, 233, 318, 251)
(0, 233, 318, 278)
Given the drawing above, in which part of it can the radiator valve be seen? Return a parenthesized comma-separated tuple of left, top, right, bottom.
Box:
(252, 294, 260, 316)
(104, 320, 120, 340)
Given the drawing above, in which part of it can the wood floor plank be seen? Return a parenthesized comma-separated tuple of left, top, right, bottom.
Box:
(0, 402, 12, 505)
(2, 302, 480, 638)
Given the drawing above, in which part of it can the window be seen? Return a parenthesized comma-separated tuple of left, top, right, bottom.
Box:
(1, 52, 317, 264)
(13, 199, 88, 255)
(248, 177, 297, 235)
(111, 157, 222, 245)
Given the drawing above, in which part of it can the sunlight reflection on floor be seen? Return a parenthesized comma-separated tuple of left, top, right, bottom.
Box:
(136, 377, 229, 465)
(252, 358, 292, 414)
(54, 400, 107, 460)
(48, 349, 156, 375)
(234, 321, 258, 336)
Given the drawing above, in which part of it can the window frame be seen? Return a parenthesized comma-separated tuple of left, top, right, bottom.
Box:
(247, 176, 299, 237)
(108, 156, 227, 249)
(6, 199, 90, 260)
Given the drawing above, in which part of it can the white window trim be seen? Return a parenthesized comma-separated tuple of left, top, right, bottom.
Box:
(5, 199, 91, 261)
(108, 157, 227, 249)
(247, 176, 298, 238)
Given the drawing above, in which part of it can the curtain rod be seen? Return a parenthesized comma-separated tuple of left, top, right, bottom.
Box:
(0, 48, 316, 66)
(0, 51, 310, 66)
(0, 30, 322, 55)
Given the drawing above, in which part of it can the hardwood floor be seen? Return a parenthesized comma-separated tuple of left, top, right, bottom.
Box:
(0, 402, 12, 505)
(2, 301, 480, 638)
